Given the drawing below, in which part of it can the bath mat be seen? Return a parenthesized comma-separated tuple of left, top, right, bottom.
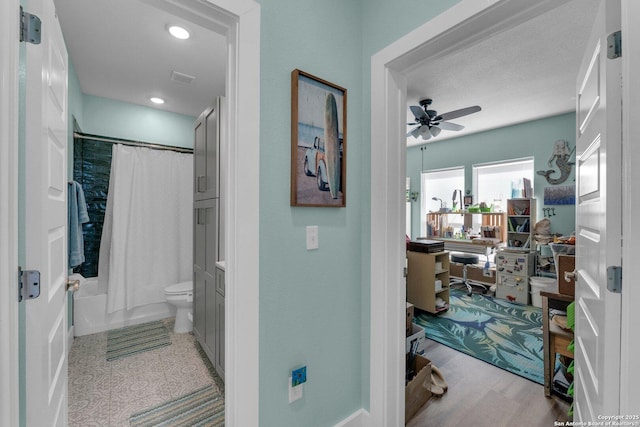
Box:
(413, 288, 546, 384)
(106, 320, 170, 361)
(129, 385, 224, 427)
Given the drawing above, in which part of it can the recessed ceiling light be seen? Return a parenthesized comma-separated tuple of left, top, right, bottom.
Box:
(168, 25, 190, 40)
(150, 97, 165, 105)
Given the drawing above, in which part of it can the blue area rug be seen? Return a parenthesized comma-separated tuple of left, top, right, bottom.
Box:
(413, 288, 545, 384)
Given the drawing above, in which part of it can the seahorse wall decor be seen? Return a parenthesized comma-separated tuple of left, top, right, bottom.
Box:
(537, 139, 575, 185)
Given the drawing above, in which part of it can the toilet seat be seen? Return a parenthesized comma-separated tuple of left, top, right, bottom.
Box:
(165, 281, 192, 295)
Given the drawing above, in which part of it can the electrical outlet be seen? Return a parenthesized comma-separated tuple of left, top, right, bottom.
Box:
(288, 366, 307, 403)
(306, 226, 318, 250)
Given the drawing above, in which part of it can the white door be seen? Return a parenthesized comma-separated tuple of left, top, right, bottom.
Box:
(24, 0, 69, 425)
(574, 0, 622, 420)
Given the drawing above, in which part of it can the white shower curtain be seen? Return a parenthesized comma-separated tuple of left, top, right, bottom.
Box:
(99, 144, 193, 314)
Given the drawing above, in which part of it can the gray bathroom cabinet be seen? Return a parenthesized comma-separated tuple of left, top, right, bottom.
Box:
(193, 97, 225, 381)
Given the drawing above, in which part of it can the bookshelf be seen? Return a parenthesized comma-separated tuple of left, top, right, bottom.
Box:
(506, 198, 536, 252)
(406, 251, 450, 314)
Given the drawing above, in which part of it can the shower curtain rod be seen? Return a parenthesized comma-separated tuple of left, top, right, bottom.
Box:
(73, 132, 193, 154)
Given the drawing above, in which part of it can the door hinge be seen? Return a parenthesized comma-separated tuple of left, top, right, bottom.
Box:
(18, 267, 41, 302)
(607, 30, 621, 59)
(20, 6, 41, 45)
(606, 265, 622, 294)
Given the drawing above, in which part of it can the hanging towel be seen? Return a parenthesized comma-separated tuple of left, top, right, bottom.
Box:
(68, 181, 90, 268)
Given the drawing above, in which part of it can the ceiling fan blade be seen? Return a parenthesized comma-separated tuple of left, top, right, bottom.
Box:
(407, 126, 421, 138)
(410, 105, 428, 121)
(437, 121, 464, 131)
(435, 105, 481, 122)
(430, 126, 442, 137)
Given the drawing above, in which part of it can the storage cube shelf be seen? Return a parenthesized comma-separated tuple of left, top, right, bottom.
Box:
(506, 198, 536, 251)
(406, 251, 450, 314)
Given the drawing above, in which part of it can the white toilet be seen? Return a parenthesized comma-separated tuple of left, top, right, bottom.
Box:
(164, 281, 193, 333)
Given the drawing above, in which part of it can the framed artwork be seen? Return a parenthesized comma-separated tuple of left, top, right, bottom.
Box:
(291, 69, 347, 207)
(544, 185, 575, 205)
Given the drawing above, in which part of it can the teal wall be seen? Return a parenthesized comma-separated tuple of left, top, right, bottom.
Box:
(257, 1, 364, 425)
(406, 113, 577, 239)
(81, 94, 195, 148)
(256, 0, 464, 424)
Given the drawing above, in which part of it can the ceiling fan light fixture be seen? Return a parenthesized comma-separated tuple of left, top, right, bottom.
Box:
(167, 25, 190, 40)
(408, 98, 481, 140)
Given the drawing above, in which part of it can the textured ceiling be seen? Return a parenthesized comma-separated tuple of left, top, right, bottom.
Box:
(405, 0, 599, 145)
(54, 0, 226, 118)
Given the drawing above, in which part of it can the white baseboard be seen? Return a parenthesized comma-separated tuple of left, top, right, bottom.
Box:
(334, 409, 370, 427)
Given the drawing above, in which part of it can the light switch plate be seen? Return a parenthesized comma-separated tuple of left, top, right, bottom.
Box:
(306, 226, 318, 250)
(288, 377, 303, 403)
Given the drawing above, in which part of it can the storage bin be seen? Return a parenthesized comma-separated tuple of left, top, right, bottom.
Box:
(529, 276, 556, 308)
(405, 354, 432, 423)
(406, 323, 426, 355)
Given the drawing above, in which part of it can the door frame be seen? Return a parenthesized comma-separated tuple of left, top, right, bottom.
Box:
(620, 0, 640, 413)
(1, 0, 261, 425)
(0, 1, 20, 426)
(370, 0, 637, 423)
(152, 2, 261, 424)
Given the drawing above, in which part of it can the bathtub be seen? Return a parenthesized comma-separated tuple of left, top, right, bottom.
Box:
(73, 276, 174, 336)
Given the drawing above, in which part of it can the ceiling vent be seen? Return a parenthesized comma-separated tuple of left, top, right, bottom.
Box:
(170, 71, 195, 84)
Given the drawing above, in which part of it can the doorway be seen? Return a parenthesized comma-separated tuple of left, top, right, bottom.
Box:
(1, 0, 260, 425)
(369, 0, 632, 424)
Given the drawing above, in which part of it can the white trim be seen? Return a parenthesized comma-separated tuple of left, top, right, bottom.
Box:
(471, 156, 535, 169)
(370, 0, 576, 424)
(219, 3, 261, 426)
(189, 2, 260, 426)
(620, 0, 640, 413)
(333, 409, 371, 427)
(0, 1, 20, 426)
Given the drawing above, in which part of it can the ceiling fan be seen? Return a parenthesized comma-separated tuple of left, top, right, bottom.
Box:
(407, 98, 481, 140)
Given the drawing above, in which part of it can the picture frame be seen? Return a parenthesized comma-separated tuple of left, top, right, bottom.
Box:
(544, 185, 576, 205)
(291, 69, 347, 207)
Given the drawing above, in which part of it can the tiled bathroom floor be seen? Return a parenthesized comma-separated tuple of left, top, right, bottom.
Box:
(68, 318, 223, 426)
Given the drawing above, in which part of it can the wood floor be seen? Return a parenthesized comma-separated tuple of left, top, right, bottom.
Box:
(406, 339, 571, 427)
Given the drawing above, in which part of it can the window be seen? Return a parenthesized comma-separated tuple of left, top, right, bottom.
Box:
(420, 167, 464, 236)
(473, 158, 534, 212)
